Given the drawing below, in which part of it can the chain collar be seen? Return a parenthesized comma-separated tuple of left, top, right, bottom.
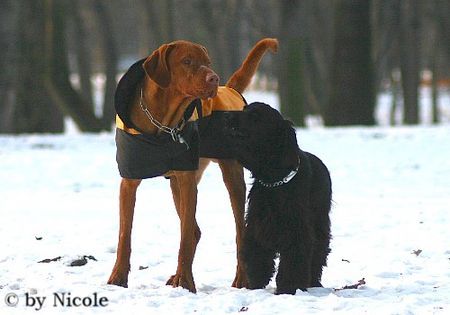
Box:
(255, 158, 300, 188)
(139, 88, 188, 147)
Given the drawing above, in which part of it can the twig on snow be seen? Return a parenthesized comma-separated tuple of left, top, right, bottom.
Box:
(335, 278, 366, 291)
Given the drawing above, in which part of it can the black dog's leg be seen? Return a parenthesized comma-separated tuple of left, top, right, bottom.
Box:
(310, 244, 330, 287)
(309, 156, 332, 287)
(310, 221, 331, 287)
(275, 243, 313, 295)
(243, 231, 276, 289)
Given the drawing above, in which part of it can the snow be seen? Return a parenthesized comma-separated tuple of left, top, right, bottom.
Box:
(1, 91, 450, 314)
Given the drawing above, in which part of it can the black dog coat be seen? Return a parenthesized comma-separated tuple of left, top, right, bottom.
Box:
(115, 118, 200, 179)
(114, 59, 246, 179)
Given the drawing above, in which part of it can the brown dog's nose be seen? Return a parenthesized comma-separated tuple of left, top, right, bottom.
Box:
(206, 72, 219, 86)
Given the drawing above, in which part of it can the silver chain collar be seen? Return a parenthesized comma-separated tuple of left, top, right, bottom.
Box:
(139, 88, 188, 147)
(255, 158, 300, 188)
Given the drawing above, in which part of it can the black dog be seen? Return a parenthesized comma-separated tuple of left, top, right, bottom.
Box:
(225, 102, 332, 295)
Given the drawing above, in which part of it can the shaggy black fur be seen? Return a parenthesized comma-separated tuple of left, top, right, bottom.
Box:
(225, 102, 332, 295)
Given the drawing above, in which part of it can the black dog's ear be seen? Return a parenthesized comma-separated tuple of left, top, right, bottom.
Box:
(278, 119, 298, 163)
(284, 119, 294, 127)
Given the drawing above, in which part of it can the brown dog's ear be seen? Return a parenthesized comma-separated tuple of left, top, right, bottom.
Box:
(142, 44, 175, 88)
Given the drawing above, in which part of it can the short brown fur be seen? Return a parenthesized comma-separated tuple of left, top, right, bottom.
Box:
(108, 38, 278, 293)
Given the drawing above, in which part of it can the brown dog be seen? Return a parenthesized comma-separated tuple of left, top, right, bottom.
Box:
(108, 38, 278, 293)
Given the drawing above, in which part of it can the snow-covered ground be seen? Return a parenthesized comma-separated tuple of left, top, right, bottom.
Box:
(1, 91, 449, 314)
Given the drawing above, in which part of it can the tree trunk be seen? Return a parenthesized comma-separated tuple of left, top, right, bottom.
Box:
(431, 2, 441, 125)
(0, 0, 19, 133)
(163, 0, 175, 41)
(399, 0, 420, 125)
(137, 0, 153, 56)
(14, 0, 64, 133)
(325, 0, 375, 126)
(218, 0, 241, 81)
(431, 53, 439, 124)
(70, 0, 94, 109)
(44, 0, 103, 132)
(390, 70, 400, 125)
(278, 0, 305, 126)
(197, 0, 226, 80)
(435, 0, 450, 59)
(92, 0, 118, 129)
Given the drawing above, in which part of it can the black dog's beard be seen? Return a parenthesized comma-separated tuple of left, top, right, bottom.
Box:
(222, 111, 245, 138)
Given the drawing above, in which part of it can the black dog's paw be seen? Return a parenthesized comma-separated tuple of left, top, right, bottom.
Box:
(275, 287, 298, 295)
(310, 281, 323, 288)
(275, 285, 309, 295)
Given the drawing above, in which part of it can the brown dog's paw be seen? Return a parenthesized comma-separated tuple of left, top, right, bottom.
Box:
(166, 274, 176, 286)
(107, 271, 129, 288)
(231, 263, 249, 288)
(232, 272, 249, 289)
(166, 272, 196, 293)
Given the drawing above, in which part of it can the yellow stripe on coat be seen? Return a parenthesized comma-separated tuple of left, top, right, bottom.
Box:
(117, 86, 245, 133)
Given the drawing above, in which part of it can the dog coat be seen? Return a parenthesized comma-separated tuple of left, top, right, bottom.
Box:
(115, 59, 246, 179)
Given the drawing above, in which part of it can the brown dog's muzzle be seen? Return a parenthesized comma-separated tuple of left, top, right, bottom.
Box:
(206, 72, 219, 86)
(203, 70, 219, 98)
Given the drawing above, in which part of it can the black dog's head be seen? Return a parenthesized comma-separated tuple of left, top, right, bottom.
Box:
(225, 102, 299, 180)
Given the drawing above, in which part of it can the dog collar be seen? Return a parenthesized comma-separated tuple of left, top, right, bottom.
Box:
(139, 88, 201, 149)
(255, 159, 300, 188)
(139, 88, 186, 141)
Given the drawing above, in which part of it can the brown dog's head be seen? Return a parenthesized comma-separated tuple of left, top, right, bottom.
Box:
(143, 40, 219, 99)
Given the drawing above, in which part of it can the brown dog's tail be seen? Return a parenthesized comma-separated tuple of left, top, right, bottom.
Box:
(226, 38, 278, 94)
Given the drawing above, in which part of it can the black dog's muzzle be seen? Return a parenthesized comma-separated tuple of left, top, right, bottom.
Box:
(222, 111, 246, 138)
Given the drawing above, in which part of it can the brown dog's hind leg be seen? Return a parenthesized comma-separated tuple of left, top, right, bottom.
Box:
(108, 178, 141, 287)
(218, 159, 248, 288)
(195, 158, 211, 185)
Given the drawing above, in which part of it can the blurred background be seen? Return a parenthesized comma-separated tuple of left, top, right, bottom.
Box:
(0, 0, 449, 133)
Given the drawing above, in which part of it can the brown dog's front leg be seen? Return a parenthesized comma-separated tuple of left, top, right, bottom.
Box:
(218, 160, 248, 288)
(166, 172, 198, 293)
(108, 178, 141, 288)
(169, 176, 202, 251)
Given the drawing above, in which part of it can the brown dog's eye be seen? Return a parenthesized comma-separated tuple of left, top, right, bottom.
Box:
(182, 58, 192, 66)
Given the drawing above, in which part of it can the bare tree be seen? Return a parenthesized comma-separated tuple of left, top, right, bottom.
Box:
(435, 0, 450, 61)
(14, 0, 64, 133)
(325, 0, 375, 126)
(68, 0, 94, 110)
(0, 0, 19, 132)
(3, 0, 447, 133)
(400, 0, 420, 125)
(92, 0, 119, 128)
(303, 0, 334, 118)
(43, 0, 103, 132)
(278, 0, 305, 126)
